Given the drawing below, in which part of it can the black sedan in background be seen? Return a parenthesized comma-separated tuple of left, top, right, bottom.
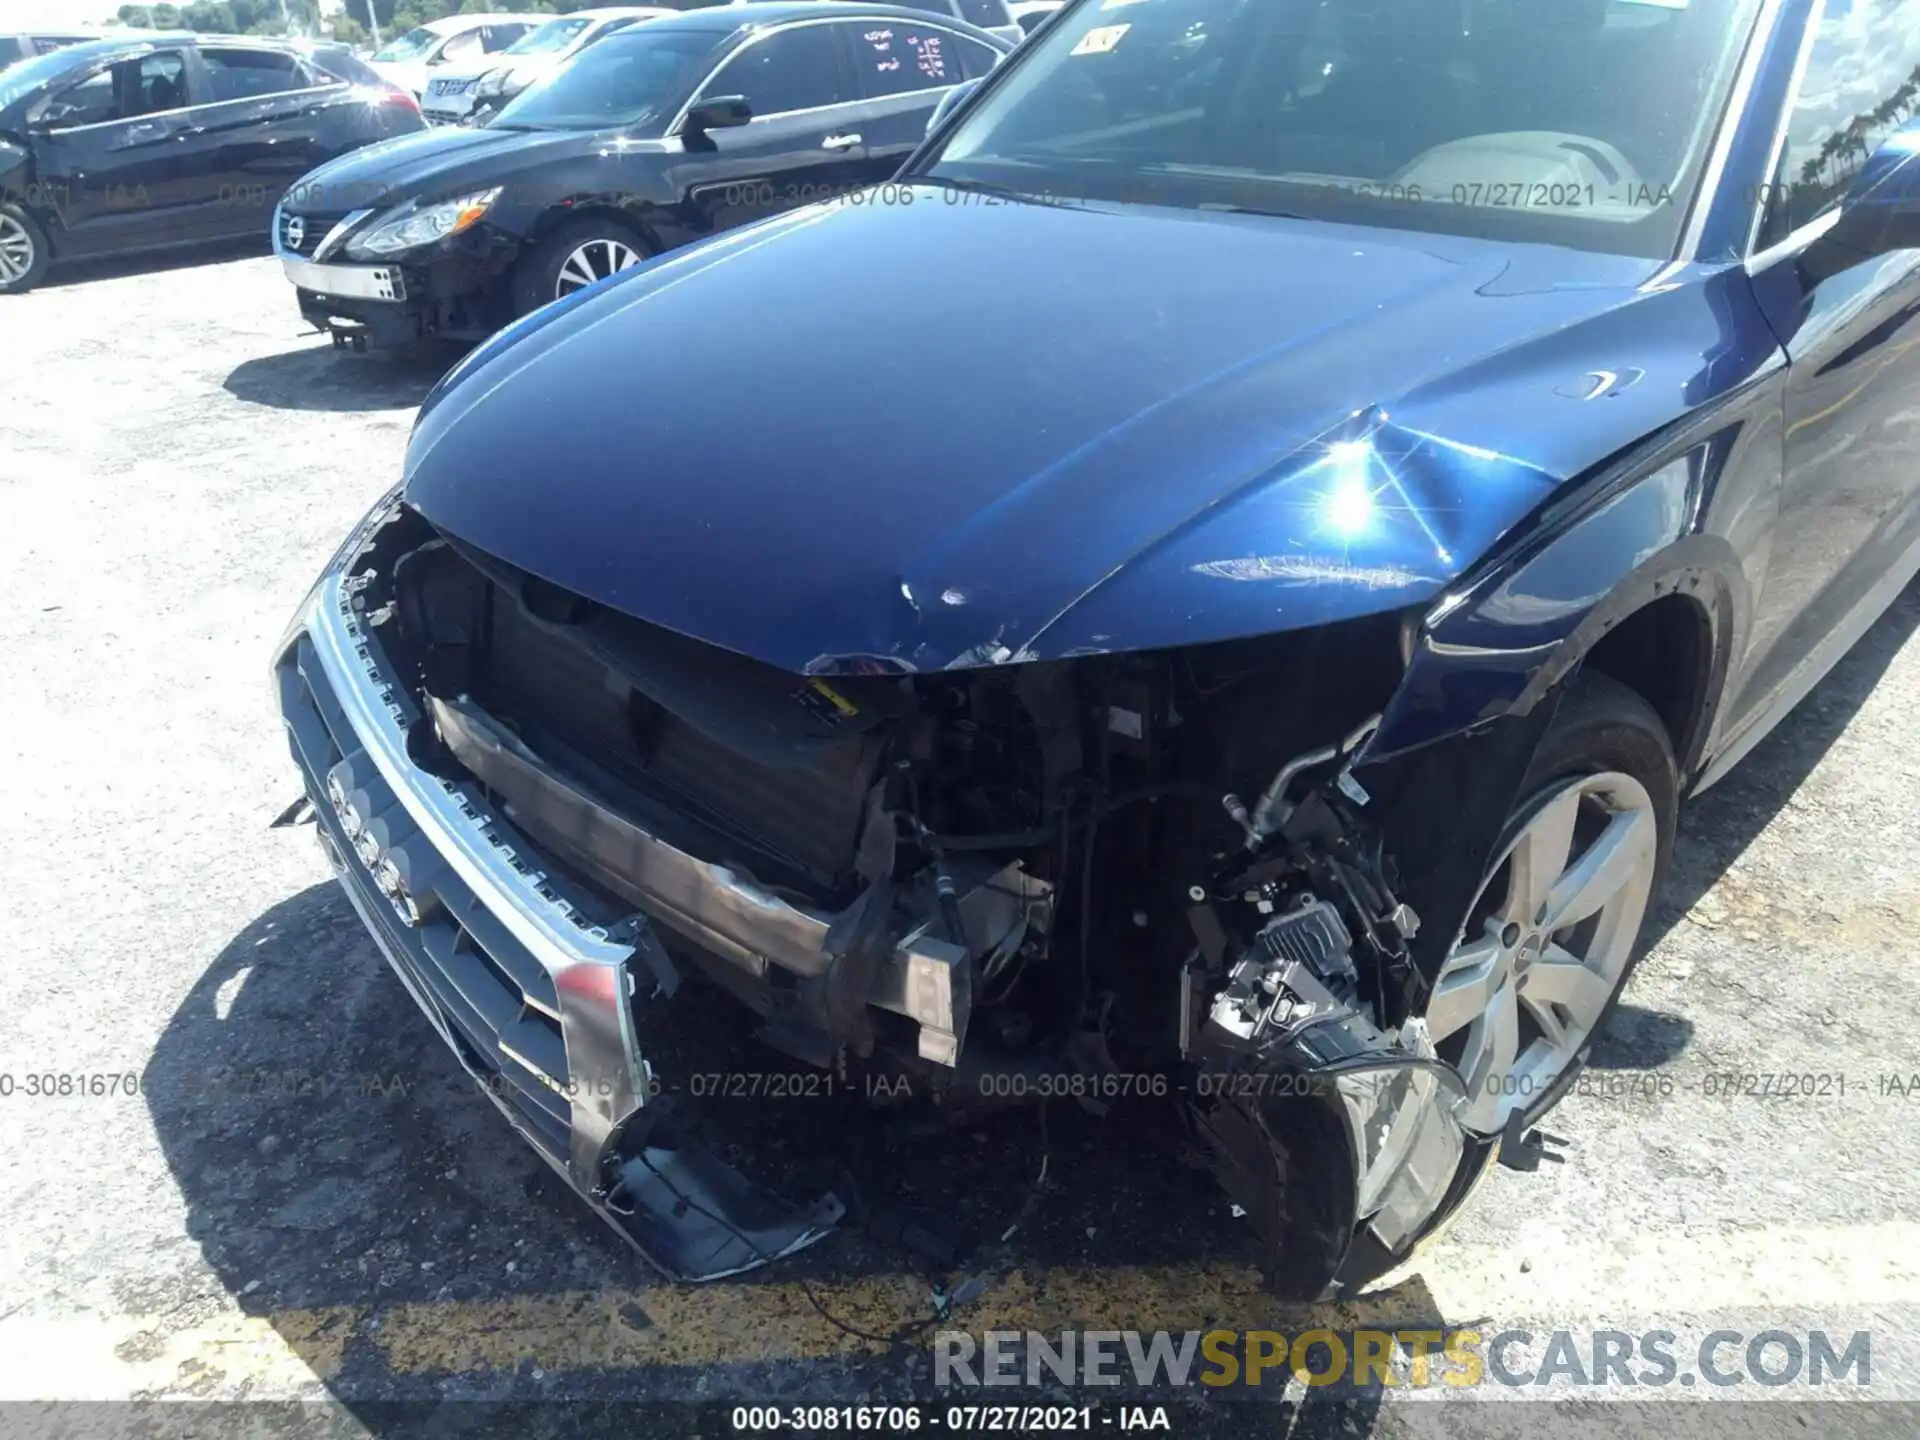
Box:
(273, 3, 1008, 349)
(0, 34, 424, 294)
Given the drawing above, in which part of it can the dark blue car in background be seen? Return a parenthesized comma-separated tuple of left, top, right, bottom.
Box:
(274, 0, 1920, 1296)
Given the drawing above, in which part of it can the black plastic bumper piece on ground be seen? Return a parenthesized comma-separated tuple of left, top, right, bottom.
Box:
(604, 1098, 847, 1280)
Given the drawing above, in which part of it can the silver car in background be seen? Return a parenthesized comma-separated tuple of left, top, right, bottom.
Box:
(420, 7, 671, 125)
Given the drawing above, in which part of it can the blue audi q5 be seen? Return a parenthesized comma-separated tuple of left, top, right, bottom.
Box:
(274, 0, 1920, 1296)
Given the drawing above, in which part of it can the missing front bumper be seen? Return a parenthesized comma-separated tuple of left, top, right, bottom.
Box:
(429, 691, 1047, 1068)
(275, 574, 843, 1280)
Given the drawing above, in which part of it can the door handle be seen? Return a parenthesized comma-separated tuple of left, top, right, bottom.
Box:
(821, 133, 862, 152)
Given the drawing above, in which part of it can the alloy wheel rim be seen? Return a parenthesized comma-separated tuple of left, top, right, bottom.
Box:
(554, 238, 641, 298)
(0, 216, 34, 285)
(1426, 770, 1657, 1136)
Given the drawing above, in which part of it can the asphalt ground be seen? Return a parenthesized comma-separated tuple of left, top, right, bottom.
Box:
(4, 246, 1920, 1438)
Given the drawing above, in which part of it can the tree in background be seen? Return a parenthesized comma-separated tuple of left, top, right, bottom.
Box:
(115, 0, 308, 36)
(342, 0, 574, 37)
(114, 0, 579, 44)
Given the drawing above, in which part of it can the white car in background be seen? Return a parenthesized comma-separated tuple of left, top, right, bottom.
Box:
(420, 7, 669, 125)
(366, 14, 538, 100)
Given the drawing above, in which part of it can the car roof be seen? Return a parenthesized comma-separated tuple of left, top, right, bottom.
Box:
(3, 31, 168, 69)
(25, 29, 336, 60)
(637, 1, 1011, 37)
(563, 6, 675, 19)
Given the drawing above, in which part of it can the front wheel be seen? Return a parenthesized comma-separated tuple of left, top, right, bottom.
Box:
(0, 204, 50, 295)
(512, 217, 649, 317)
(1321, 672, 1677, 1295)
(1425, 671, 1677, 1139)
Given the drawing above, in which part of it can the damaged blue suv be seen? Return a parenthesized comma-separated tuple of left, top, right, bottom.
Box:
(275, 0, 1920, 1296)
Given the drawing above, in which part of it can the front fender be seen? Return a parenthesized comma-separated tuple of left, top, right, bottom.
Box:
(1367, 418, 1769, 769)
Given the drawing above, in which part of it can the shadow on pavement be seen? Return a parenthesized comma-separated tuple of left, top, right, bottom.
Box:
(224, 341, 464, 413)
(41, 236, 269, 289)
(146, 879, 1461, 1426)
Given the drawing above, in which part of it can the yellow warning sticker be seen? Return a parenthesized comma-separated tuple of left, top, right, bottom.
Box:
(1072, 23, 1131, 55)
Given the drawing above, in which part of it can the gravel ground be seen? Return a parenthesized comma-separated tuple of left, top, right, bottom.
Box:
(3, 250, 1920, 1439)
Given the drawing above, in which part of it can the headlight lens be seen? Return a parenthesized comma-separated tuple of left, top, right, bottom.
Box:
(345, 187, 501, 258)
(474, 67, 509, 97)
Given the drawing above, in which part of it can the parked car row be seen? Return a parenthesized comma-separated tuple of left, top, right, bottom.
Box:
(417, 7, 673, 127)
(0, 0, 1042, 295)
(371, 0, 1024, 113)
(274, 4, 1009, 347)
(0, 33, 424, 292)
(365, 13, 543, 102)
(258, 0, 1920, 1300)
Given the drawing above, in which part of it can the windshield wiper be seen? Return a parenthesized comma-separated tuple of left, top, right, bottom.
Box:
(1195, 201, 1311, 221)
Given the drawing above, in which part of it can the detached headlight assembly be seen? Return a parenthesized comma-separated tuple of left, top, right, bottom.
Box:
(345, 187, 501, 259)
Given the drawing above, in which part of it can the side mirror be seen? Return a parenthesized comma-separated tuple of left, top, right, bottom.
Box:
(925, 78, 982, 136)
(682, 94, 752, 139)
(1815, 119, 1920, 266)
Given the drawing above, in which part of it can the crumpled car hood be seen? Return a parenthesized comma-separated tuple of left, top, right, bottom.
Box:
(404, 191, 1714, 674)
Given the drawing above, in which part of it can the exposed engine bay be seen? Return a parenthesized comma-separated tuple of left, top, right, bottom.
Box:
(352, 504, 1491, 1297)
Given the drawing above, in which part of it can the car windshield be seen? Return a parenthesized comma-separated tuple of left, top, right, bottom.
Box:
(504, 17, 594, 56)
(490, 26, 724, 131)
(372, 27, 441, 62)
(919, 0, 1767, 257)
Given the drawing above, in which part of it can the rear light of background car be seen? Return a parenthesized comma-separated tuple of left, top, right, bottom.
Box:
(386, 86, 421, 115)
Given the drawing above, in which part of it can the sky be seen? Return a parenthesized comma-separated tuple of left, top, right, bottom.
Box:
(0, 0, 125, 24)
(0, 0, 346, 25)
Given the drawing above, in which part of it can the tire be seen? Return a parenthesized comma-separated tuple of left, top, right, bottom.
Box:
(1465, 669, 1679, 1129)
(1333, 671, 1677, 1293)
(511, 216, 649, 317)
(0, 203, 51, 295)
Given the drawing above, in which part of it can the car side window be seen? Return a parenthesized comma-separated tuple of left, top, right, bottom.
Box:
(850, 22, 971, 99)
(438, 31, 482, 63)
(199, 48, 311, 102)
(130, 53, 188, 113)
(711, 23, 853, 116)
(951, 34, 1001, 81)
(42, 67, 118, 126)
(482, 25, 532, 53)
(1758, 0, 1920, 247)
(41, 52, 187, 126)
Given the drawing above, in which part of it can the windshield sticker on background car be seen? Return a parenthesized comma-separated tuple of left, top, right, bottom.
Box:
(792, 678, 861, 727)
(1071, 24, 1130, 55)
(864, 28, 953, 82)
